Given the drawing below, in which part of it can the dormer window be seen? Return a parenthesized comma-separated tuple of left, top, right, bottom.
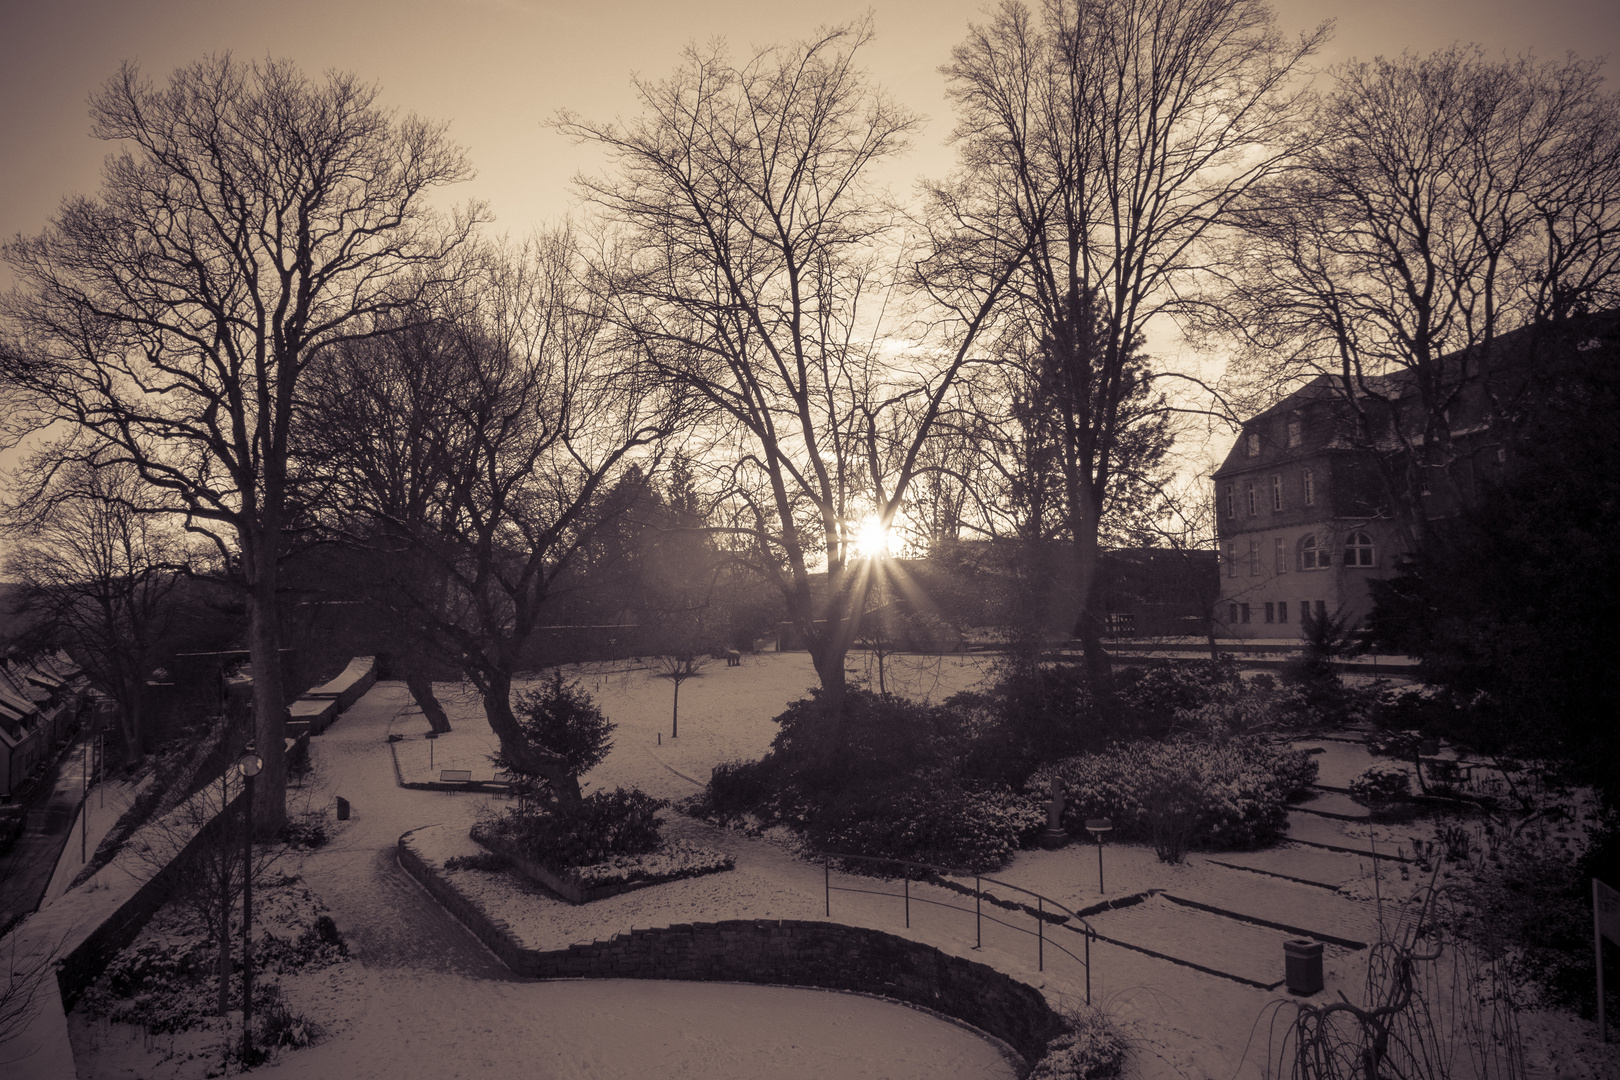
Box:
(1246, 432, 1260, 457)
(1287, 413, 1302, 448)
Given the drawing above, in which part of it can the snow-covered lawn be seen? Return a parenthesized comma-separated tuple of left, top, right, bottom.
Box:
(46, 653, 1620, 1080)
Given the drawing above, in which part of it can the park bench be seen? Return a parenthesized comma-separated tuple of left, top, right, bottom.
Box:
(439, 769, 473, 783)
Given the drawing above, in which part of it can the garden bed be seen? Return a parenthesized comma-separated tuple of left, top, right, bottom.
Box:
(475, 834, 735, 904)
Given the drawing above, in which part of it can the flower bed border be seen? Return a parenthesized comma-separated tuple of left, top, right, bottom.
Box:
(473, 834, 733, 904)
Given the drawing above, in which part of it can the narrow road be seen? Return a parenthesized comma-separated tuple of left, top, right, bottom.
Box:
(0, 735, 94, 933)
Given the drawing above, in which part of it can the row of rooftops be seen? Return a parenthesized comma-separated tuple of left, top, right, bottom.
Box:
(0, 651, 84, 749)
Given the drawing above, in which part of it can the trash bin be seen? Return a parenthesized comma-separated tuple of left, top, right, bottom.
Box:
(1284, 939, 1323, 995)
(336, 796, 350, 821)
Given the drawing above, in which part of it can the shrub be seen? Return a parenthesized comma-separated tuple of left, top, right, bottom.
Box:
(569, 839, 735, 890)
(809, 775, 1045, 873)
(696, 757, 775, 823)
(1032, 737, 1315, 860)
(767, 688, 964, 789)
(280, 809, 330, 849)
(1349, 763, 1412, 804)
(1116, 657, 1243, 718)
(1030, 1006, 1128, 1079)
(444, 850, 511, 873)
(472, 787, 666, 869)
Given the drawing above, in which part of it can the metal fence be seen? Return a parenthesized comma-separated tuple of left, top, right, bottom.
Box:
(815, 850, 1096, 1004)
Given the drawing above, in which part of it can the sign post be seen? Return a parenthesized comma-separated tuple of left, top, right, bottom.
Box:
(1596, 878, 1620, 1043)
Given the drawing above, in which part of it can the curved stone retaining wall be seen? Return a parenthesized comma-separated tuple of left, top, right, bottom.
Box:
(397, 829, 1065, 1065)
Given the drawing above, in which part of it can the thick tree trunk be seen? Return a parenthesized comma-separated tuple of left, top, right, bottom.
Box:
(479, 673, 582, 810)
(246, 575, 288, 838)
(404, 669, 452, 734)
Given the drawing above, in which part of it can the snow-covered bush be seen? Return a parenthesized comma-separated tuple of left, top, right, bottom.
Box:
(808, 775, 1045, 872)
(1031, 737, 1316, 860)
(471, 787, 666, 869)
(699, 757, 774, 823)
(444, 850, 510, 872)
(1349, 763, 1412, 804)
(568, 839, 734, 889)
(1029, 1006, 1127, 1079)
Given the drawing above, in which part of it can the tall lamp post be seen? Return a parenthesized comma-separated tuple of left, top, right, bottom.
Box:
(237, 745, 263, 1062)
(1085, 818, 1113, 894)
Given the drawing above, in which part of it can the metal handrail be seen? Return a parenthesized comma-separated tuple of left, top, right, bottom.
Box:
(814, 850, 1095, 1003)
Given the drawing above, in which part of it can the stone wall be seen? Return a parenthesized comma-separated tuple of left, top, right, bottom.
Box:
(397, 830, 1065, 1066)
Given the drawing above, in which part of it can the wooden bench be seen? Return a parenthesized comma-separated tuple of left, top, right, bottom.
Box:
(439, 769, 473, 783)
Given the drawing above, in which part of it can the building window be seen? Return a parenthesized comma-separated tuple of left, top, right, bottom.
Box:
(1299, 534, 1329, 570)
(1274, 536, 1287, 574)
(1223, 482, 1234, 518)
(1249, 540, 1261, 576)
(1246, 431, 1260, 456)
(1315, 600, 1327, 621)
(1287, 413, 1302, 447)
(1303, 468, 1315, 506)
(1344, 530, 1375, 567)
(1264, 602, 1275, 623)
(1226, 542, 1237, 577)
(1278, 601, 1288, 623)
(1229, 603, 1239, 624)
(1271, 474, 1282, 511)
(1246, 483, 1256, 516)
(1241, 603, 1251, 624)
(1496, 447, 1506, 464)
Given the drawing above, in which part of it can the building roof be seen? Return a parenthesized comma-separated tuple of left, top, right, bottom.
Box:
(1215, 313, 1619, 480)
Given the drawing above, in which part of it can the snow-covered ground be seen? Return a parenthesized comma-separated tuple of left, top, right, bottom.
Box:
(36, 651, 1620, 1079)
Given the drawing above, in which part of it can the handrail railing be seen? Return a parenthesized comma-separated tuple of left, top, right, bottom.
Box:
(813, 850, 1095, 1004)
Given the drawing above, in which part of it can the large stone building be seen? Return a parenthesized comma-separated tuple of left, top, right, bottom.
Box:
(1212, 314, 1615, 639)
(1212, 378, 1407, 638)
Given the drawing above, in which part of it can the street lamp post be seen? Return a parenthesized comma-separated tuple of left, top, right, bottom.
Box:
(236, 745, 263, 1063)
(1085, 818, 1113, 894)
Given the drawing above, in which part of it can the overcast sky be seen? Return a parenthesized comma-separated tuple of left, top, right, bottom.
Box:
(4, 0, 1616, 269)
(0, 0, 1615, 543)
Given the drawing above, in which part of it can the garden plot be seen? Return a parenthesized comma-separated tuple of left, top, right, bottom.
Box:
(1084, 894, 1342, 990)
(1291, 789, 1371, 819)
(1203, 843, 1376, 891)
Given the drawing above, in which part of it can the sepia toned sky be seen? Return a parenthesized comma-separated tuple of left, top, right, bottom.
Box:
(0, 0, 1615, 540)
(3, 0, 1617, 272)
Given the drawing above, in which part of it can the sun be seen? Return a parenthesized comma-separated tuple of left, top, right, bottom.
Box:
(853, 515, 891, 559)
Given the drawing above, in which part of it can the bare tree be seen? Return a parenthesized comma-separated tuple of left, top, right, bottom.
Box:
(559, 20, 1018, 753)
(3, 460, 185, 759)
(302, 234, 687, 807)
(1222, 46, 1620, 532)
(939, 0, 1326, 681)
(0, 55, 483, 834)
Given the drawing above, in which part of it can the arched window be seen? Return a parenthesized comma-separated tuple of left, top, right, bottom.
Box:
(1298, 534, 1328, 570)
(1344, 531, 1375, 567)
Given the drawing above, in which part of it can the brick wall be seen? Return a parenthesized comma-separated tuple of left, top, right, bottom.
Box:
(398, 829, 1065, 1065)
